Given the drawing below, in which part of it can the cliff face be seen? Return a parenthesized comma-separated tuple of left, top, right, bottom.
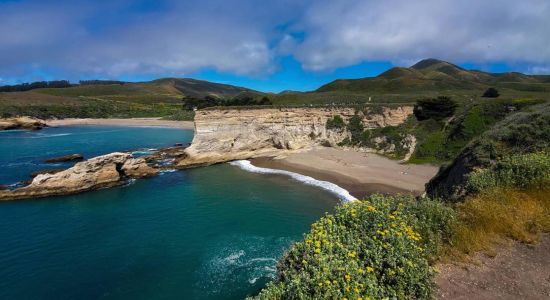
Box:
(178, 106, 413, 167)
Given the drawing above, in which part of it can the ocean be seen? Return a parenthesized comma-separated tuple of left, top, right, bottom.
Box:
(0, 126, 339, 299)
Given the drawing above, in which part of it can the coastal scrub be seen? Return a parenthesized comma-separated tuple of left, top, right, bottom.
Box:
(252, 195, 454, 299)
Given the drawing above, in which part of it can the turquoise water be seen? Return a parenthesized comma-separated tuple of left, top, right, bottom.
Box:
(0, 126, 338, 299)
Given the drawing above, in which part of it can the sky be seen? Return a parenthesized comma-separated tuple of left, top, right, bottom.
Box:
(1, 0, 549, 92)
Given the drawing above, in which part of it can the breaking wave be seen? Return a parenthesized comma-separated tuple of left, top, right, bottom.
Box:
(229, 160, 357, 202)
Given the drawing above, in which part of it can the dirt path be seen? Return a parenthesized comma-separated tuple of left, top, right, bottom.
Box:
(436, 235, 550, 299)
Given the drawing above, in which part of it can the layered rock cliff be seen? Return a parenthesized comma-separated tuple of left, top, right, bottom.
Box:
(177, 106, 413, 167)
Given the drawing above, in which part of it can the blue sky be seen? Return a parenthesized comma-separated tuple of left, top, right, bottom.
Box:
(1, 0, 549, 92)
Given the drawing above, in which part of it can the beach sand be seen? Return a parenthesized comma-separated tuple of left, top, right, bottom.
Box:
(251, 147, 439, 199)
(46, 118, 194, 129)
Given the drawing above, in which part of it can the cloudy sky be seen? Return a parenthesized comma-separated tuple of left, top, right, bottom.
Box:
(1, 0, 549, 92)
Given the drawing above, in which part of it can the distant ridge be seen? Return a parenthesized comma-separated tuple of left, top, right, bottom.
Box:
(317, 58, 550, 93)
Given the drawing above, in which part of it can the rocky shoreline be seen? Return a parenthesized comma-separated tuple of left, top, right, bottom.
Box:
(0, 146, 188, 201)
(0, 117, 47, 130)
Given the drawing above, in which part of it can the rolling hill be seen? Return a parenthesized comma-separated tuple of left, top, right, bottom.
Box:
(318, 58, 550, 92)
(1, 59, 549, 118)
(272, 59, 550, 105)
(0, 78, 262, 120)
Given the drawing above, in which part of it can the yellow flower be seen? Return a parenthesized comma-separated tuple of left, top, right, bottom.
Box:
(345, 274, 351, 281)
(357, 268, 364, 274)
(358, 298, 363, 300)
(347, 251, 356, 258)
(333, 280, 337, 284)
(315, 248, 321, 253)
(318, 282, 323, 287)
(367, 267, 374, 273)
(325, 280, 331, 285)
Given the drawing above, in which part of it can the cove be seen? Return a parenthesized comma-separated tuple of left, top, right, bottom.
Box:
(0, 126, 338, 299)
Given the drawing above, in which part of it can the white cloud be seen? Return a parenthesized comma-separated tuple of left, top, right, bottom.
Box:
(294, 0, 550, 71)
(0, 0, 549, 79)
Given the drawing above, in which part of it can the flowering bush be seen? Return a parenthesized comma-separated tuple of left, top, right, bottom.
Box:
(252, 195, 441, 299)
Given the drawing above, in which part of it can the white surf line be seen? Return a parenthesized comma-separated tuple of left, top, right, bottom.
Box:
(229, 160, 358, 202)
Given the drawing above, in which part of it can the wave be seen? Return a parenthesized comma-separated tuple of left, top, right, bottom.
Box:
(229, 160, 357, 202)
(28, 133, 72, 139)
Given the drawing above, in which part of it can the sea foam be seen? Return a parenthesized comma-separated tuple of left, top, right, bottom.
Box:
(229, 160, 357, 202)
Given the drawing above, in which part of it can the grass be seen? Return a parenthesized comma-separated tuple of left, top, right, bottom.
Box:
(449, 188, 550, 256)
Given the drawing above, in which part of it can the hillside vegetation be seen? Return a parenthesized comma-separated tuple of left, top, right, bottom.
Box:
(0, 78, 257, 120)
(2, 59, 550, 120)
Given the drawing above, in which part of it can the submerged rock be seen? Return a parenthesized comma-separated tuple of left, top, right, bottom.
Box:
(44, 154, 84, 163)
(0, 152, 158, 201)
(0, 117, 47, 130)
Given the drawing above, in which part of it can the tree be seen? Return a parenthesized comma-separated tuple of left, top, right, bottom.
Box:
(347, 114, 364, 143)
(482, 87, 500, 98)
(326, 115, 345, 130)
(414, 96, 458, 121)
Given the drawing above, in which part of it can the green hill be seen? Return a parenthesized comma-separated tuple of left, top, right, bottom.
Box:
(272, 59, 550, 105)
(0, 78, 260, 120)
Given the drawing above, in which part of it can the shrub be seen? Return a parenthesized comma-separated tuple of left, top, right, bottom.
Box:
(413, 96, 458, 121)
(466, 152, 550, 193)
(482, 87, 500, 98)
(251, 195, 454, 299)
(326, 115, 346, 130)
(347, 114, 364, 144)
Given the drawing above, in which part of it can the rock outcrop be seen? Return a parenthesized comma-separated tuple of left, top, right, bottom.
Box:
(0, 152, 158, 201)
(177, 106, 413, 167)
(44, 154, 84, 163)
(0, 117, 47, 130)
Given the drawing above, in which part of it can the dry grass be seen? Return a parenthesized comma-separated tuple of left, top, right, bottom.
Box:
(448, 188, 550, 257)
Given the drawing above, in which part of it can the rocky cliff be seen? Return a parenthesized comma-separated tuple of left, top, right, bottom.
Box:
(177, 106, 413, 167)
(0, 116, 47, 130)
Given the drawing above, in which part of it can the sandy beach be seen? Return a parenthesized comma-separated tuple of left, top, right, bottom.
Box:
(251, 147, 439, 199)
(46, 118, 194, 129)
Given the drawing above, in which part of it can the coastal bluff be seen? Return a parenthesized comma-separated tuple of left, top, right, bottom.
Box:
(177, 106, 413, 167)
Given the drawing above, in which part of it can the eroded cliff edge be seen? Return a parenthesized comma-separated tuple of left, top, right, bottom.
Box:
(177, 106, 413, 167)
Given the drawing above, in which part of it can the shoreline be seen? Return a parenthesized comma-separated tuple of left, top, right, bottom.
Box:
(46, 118, 194, 129)
(250, 147, 439, 199)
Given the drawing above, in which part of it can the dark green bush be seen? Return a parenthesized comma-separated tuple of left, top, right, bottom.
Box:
(413, 96, 458, 121)
(326, 115, 346, 130)
(252, 195, 454, 299)
(482, 87, 500, 98)
(347, 114, 364, 144)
